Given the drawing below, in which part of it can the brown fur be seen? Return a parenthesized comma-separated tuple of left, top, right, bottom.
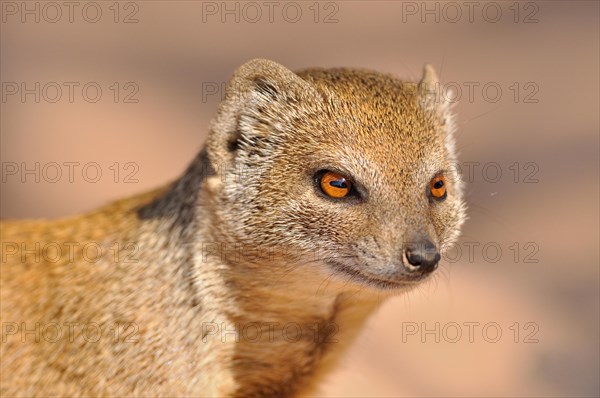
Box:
(0, 59, 465, 397)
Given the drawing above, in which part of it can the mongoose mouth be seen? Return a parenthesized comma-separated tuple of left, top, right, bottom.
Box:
(325, 259, 431, 291)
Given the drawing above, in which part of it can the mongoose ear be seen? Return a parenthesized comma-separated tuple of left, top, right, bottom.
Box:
(419, 64, 439, 92)
(418, 64, 442, 109)
(207, 59, 320, 167)
(419, 64, 457, 157)
(418, 63, 454, 112)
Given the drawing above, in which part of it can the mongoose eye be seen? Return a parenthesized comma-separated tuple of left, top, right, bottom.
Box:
(429, 175, 447, 199)
(318, 171, 352, 199)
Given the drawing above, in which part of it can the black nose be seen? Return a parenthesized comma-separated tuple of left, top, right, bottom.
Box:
(403, 240, 440, 273)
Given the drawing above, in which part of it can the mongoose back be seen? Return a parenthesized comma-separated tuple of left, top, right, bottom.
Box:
(1, 59, 466, 397)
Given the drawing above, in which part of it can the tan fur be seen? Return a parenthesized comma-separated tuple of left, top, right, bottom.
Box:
(0, 59, 465, 397)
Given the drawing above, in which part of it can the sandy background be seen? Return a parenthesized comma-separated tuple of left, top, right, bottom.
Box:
(1, 1, 598, 396)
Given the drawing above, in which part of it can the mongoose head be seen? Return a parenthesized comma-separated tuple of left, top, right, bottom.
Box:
(206, 59, 466, 292)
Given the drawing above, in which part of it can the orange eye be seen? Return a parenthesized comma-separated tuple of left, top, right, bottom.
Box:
(319, 171, 352, 198)
(430, 175, 446, 199)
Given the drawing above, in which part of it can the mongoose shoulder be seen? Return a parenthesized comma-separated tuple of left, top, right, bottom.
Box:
(0, 59, 466, 397)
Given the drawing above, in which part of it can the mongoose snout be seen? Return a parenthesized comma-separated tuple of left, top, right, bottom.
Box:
(403, 238, 441, 274)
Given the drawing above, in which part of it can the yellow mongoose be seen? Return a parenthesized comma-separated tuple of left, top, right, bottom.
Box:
(1, 59, 465, 397)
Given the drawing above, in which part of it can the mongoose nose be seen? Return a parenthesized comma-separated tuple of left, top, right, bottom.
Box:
(403, 240, 440, 273)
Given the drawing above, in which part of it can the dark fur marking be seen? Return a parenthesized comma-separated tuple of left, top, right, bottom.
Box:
(137, 147, 215, 309)
(137, 147, 214, 225)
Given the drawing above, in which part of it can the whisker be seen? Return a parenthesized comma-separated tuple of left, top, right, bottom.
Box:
(315, 272, 336, 296)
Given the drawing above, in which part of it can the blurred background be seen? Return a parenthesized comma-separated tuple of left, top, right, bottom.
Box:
(1, 1, 598, 396)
